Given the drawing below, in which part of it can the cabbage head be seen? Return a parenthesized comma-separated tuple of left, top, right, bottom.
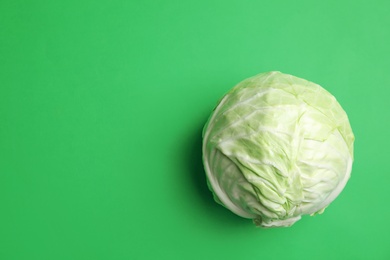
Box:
(202, 71, 354, 227)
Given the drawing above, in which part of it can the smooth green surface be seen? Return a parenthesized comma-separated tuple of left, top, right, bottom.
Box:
(0, 0, 389, 259)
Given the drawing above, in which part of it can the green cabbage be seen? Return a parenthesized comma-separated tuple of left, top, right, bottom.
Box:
(202, 71, 354, 227)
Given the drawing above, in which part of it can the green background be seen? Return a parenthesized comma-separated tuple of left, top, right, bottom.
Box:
(1, 0, 389, 259)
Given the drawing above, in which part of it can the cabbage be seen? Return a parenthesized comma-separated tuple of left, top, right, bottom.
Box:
(202, 71, 354, 227)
